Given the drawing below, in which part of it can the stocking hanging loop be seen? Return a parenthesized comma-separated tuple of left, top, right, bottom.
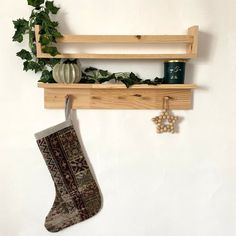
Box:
(65, 95, 73, 120)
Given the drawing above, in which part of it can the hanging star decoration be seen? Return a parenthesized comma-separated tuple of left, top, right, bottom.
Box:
(152, 96, 178, 134)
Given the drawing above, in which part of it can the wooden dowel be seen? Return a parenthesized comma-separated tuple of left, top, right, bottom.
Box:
(56, 35, 193, 44)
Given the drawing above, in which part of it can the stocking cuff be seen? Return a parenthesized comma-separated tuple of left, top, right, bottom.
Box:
(34, 120, 72, 140)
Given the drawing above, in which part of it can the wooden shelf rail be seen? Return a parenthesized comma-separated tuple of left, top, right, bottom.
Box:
(38, 83, 197, 109)
(35, 25, 199, 60)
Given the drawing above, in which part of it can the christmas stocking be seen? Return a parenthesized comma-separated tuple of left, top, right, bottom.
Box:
(35, 96, 102, 232)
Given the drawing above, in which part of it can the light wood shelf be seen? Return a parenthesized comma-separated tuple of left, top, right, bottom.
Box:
(38, 83, 197, 109)
(35, 25, 199, 60)
(36, 25, 198, 110)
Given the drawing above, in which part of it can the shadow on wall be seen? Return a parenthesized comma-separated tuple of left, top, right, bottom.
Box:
(198, 30, 213, 63)
(185, 30, 213, 86)
(58, 11, 75, 34)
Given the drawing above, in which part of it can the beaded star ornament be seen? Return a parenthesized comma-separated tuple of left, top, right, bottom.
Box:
(152, 96, 178, 134)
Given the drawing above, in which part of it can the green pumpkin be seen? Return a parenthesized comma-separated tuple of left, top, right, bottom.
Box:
(53, 60, 81, 83)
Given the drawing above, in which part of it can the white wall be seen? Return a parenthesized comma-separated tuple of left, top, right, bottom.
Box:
(1, 0, 236, 235)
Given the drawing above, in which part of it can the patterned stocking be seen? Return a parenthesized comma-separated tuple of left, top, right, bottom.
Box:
(35, 96, 101, 232)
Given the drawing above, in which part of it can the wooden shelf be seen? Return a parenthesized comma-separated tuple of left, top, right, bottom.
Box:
(38, 83, 197, 109)
(36, 25, 198, 110)
(35, 25, 199, 60)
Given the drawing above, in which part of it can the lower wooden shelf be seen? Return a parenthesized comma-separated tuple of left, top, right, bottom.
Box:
(38, 83, 197, 109)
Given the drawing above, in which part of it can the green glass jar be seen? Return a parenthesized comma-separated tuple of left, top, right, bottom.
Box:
(163, 60, 186, 84)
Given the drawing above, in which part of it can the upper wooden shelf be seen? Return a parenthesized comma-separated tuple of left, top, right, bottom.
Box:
(35, 25, 199, 60)
(38, 83, 197, 110)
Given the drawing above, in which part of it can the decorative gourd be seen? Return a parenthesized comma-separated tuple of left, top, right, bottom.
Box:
(53, 60, 81, 83)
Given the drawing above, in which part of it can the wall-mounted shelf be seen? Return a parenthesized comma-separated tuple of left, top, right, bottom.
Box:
(35, 25, 198, 60)
(38, 83, 197, 109)
(36, 25, 198, 110)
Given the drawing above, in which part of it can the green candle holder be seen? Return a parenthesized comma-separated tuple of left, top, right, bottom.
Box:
(163, 60, 186, 84)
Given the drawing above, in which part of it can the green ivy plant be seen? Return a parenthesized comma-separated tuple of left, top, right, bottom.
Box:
(12, 0, 62, 82)
(81, 67, 163, 87)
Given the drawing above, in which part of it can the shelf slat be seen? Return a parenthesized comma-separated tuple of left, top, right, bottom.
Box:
(36, 53, 196, 60)
(56, 35, 193, 44)
(38, 83, 196, 110)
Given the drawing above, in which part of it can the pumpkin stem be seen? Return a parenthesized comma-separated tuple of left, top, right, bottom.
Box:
(63, 59, 77, 64)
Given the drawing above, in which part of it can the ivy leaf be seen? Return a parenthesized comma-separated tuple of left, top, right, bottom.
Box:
(38, 70, 55, 83)
(40, 35, 51, 45)
(120, 78, 135, 88)
(34, 13, 43, 25)
(30, 44, 37, 55)
(118, 72, 141, 87)
(42, 46, 59, 56)
(27, 0, 44, 8)
(12, 18, 29, 42)
(99, 69, 109, 77)
(82, 79, 97, 84)
(45, 1, 60, 14)
(13, 18, 28, 31)
(23, 60, 44, 73)
(42, 28, 62, 44)
(80, 71, 97, 84)
(141, 79, 156, 85)
(48, 58, 61, 67)
(99, 76, 113, 84)
(50, 21, 59, 28)
(51, 30, 63, 40)
(23, 61, 30, 71)
(140, 77, 163, 85)
(34, 10, 51, 25)
(13, 33, 23, 43)
(29, 31, 36, 47)
(42, 58, 61, 67)
(16, 49, 32, 60)
(38, 59, 46, 68)
(154, 77, 163, 84)
(129, 72, 142, 83)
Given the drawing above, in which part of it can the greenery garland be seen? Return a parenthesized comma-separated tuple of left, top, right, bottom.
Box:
(13, 0, 163, 87)
(13, 0, 62, 82)
(80, 67, 163, 88)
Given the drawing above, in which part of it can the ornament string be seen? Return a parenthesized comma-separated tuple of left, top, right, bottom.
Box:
(152, 96, 178, 134)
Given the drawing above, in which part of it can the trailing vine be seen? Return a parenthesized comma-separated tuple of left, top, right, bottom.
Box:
(81, 67, 163, 87)
(13, 0, 163, 87)
(13, 0, 62, 82)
